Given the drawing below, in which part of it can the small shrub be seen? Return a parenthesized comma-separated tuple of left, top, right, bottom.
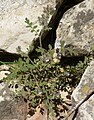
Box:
(3, 43, 90, 119)
(3, 18, 90, 119)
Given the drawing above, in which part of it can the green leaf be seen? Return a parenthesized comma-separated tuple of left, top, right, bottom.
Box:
(37, 29, 39, 32)
(31, 29, 35, 32)
(25, 18, 29, 24)
(36, 47, 45, 54)
(33, 25, 38, 29)
(20, 66, 28, 72)
(26, 58, 30, 64)
(26, 25, 30, 28)
(48, 44, 52, 50)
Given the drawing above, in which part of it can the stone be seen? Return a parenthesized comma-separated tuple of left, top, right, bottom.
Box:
(0, 65, 28, 120)
(0, 65, 10, 82)
(0, 71, 10, 80)
(0, 97, 27, 120)
(72, 60, 94, 120)
(56, 0, 94, 53)
(0, 82, 28, 120)
(0, 0, 56, 54)
(56, 0, 94, 119)
(0, 65, 9, 71)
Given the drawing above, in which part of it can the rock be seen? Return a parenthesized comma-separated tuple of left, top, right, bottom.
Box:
(0, 65, 28, 120)
(0, 65, 9, 71)
(0, 65, 10, 81)
(0, 96, 27, 120)
(56, 0, 94, 53)
(57, 1, 94, 119)
(72, 60, 94, 120)
(0, 71, 10, 81)
(0, 0, 56, 54)
(0, 82, 28, 120)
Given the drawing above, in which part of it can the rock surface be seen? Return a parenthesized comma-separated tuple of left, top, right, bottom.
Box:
(0, 0, 56, 54)
(72, 59, 94, 120)
(56, 0, 94, 53)
(1, 0, 94, 120)
(56, 0, 94, 119)
(0, 65, 28, 120)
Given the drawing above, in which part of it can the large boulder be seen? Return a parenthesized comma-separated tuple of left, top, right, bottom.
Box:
(56, 0, 94, 119)
(0, 0, 56, 54)
(56, 0, 94, 53)
(72, 60, 94, 120)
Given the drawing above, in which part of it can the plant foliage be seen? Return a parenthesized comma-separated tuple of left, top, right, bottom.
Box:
(3, 43, 90, 119)
(3, 17, 90, 119)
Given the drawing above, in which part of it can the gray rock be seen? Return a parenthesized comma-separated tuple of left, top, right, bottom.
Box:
(72, 60, 94, 120)
(56, 0, 94, 119)
(0, 65, 27, 120)
(0, 0, 56, 54)
(0, 83, 27, 120)
(56, 0, 94, 53)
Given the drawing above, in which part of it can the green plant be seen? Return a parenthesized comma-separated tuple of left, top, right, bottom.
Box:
(38, 5, 55, 27)
(3, 18, 90, 119)
(3, 43, 90, 119)
(3, 47, 60, 116)
(25, 18, 39, 36)
(61, 41, 78, 56)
